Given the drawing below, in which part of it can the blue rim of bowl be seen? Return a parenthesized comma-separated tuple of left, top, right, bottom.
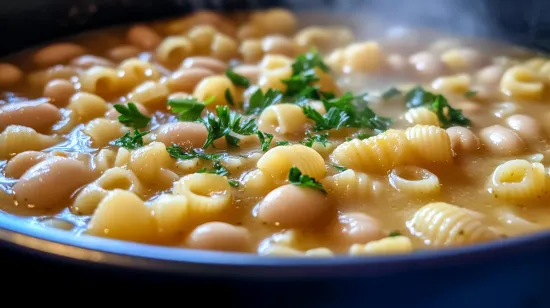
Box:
(1, 213, 550, 278)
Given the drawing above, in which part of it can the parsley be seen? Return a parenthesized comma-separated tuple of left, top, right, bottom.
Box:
(245, 88, 284, 115)
(166, 144, 224, 160)
(345, 132, 373, 141)
(113, 102, 150, 129)
(198, 161, 229, 177)
(303, 106, 350, 132)
(228, 179, 240, 187)
(275, 141, 291, 146)
(464, 90, 477, 98)
(388, 230, 402, 237)
(404, 86, 471, 128)
(256, 131, 274, 152)
(288, 167, 327, 193)
(332, 164, 348, 172)
(291, 49, 330, 75)
(200, 105, 257, 148)
(168, 97, 211, 121)
(302, 132, 329, 147)
(225, 69, 250, 87)
(282, 49, 330, 98)
(112, 129, 149, 149)
(381, 87, 402, 100)
(225, 89, 235, 106)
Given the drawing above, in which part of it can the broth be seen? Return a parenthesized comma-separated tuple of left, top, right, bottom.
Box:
(0, 8, 549, 256)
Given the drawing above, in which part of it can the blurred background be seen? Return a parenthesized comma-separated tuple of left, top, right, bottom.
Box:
(1, 0, 549, 55)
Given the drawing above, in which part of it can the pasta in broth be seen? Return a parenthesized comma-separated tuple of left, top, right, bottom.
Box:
(1, 8, 550, 257)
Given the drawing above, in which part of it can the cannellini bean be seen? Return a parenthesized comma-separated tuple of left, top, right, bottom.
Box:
(446, 126, 481, 154)
(43, 79, 75, 107)
(166, 68, 215, 92)
(185, 222, 251, 252)
(333, 212, 384, 245)
(127, 25, 162, 50)
(180, 56, 227, 74)
(0, 98, 62, 131)
(0, 63, 23, 87)
(107, 45, 141, 62)
(506, 114, 547, 143)
(13, 157, 94, 209)
(4, 151, 48, 179)
(257, 184, 330, 228)
(154, 122, 226, 149)
(33, 43, 86, 67)
(70, 55, 114, 68)
(479, 125, 526, 155)
(262, 35, 296, 57)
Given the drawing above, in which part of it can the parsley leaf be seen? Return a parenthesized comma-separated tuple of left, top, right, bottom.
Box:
(346, 132, 372, 141)
(275, 141, 291, 146)
(225, 69, 250, 87)
(388, 230, 402, 237)
(168, 97, 211, 121)
(166, 144, 225, 160)
(302, 132, 329, 147)
(288, 166, 327, 193)
(464, 90, 477, 98)
(198, 161, 229, 177)
(282, 69, 320, 97)
(431, 94, 471, 128)
(113, 102, 150, 129)
(405, 86, 436, 108)
(256, 131, 274, 152)
(291, 49, 330, 75)
(245, 88, 284, 115)
(228, 179, 240, 187)
(112, 129, 149, 150)
(332, 164, 348, 172)
(303, 106, 350, 131)
(381, 87, 402, 100)
(225, 89, 235, 106)
(200, 105, 257, 148)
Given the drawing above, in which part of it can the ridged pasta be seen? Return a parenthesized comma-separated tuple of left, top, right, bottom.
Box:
(127, 80, 169, 107)
(487, 159, 547, 201)
(405, 125, 453, 164)
(403, 107, 441, 126)
(83, 118, 128, 147)
(349, 236, 413, 255)
(68, 92, 109, 123)
(389, 166, 440, 197)
(407, 202, 498, 247)
(257, 104, 309, 135)
(500, 65, 544, 100)
(117, 58, 162, 90)
(92, 149, 117, 173)
(193, 75, 237, 108)
(155, 36, 194, 67)
(330, 129, 412, 174)
(320, 169, 385, 201)
(150, 194, 190, 240)
(173, 173, 232, 223)
(71, 167, 145, 215)
(0, 125, 60, 158)
(431, 73, 471, 94)
(79, 66, 120, 96)
(257, 144, 326, 182)
(128, 141, 177, 186)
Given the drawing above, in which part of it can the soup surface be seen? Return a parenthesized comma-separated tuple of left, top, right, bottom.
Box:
(0, 8, 549, 257)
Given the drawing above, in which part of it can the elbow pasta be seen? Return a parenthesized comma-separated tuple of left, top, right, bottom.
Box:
(4, 9, 550, 257)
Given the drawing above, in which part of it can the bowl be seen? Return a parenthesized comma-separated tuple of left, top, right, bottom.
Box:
(2, 0, 550, 306)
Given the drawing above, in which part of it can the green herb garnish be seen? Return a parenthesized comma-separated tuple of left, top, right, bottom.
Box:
(198, 161, 229, 177)
(303, 106, 350, 131)
(405, 86, 436, 108)
(112, 129, 149, 149)
(113, 102, 150, 129)
(381, 87, 402, 100)
(464, 90, 477, 98)
(288, 166, 327, 193)
(225, 89, 235, 106)
(225, 69, 250, 87)
(228, 179, 240, 187)
(256, 131, 274, 152)
(168, 97, 212, 121)
(275, 141, 291, 146)
(201, 105, 257, 148)
(291, 49, 330, 75)
(282, 49, 330, 98)
(245, 88, 284, 115)
(332, 164, 348, 172)
(302, 132, 329, 147)
(388, 230, 402, 237)
(166, 144, 225, 160)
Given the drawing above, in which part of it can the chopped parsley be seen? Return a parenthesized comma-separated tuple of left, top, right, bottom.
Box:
(331, 164, 348, 172)
(166, 144, 225, 160)
(256, 131, 274, 152)
(245, 88, 284, 115)
(302, 132, 329, 147)
(197, 161, 240, 187)
(303, 106, 350, 131)
(200, 105, 257, 148)
(404, 86, 471, 128)
(464, 90, 477, 98)
(282, 49, 330, 98)
(275, 141, 291, 146)
(225, 69, 250, 87)
(113, 102, 150, 129)
(381, 87, 402, 100)
(291, 49, 330, 75)
(168, 97, 212, 121)
(388, 230, 402, 237)
(288, 166, 327, 193)
(346, 132, 373, 141)
(224, 89, 235, 106)
(112, 129, 149, 150)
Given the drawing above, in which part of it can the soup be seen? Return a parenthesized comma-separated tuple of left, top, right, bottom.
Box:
(0, 8, 548, 257)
